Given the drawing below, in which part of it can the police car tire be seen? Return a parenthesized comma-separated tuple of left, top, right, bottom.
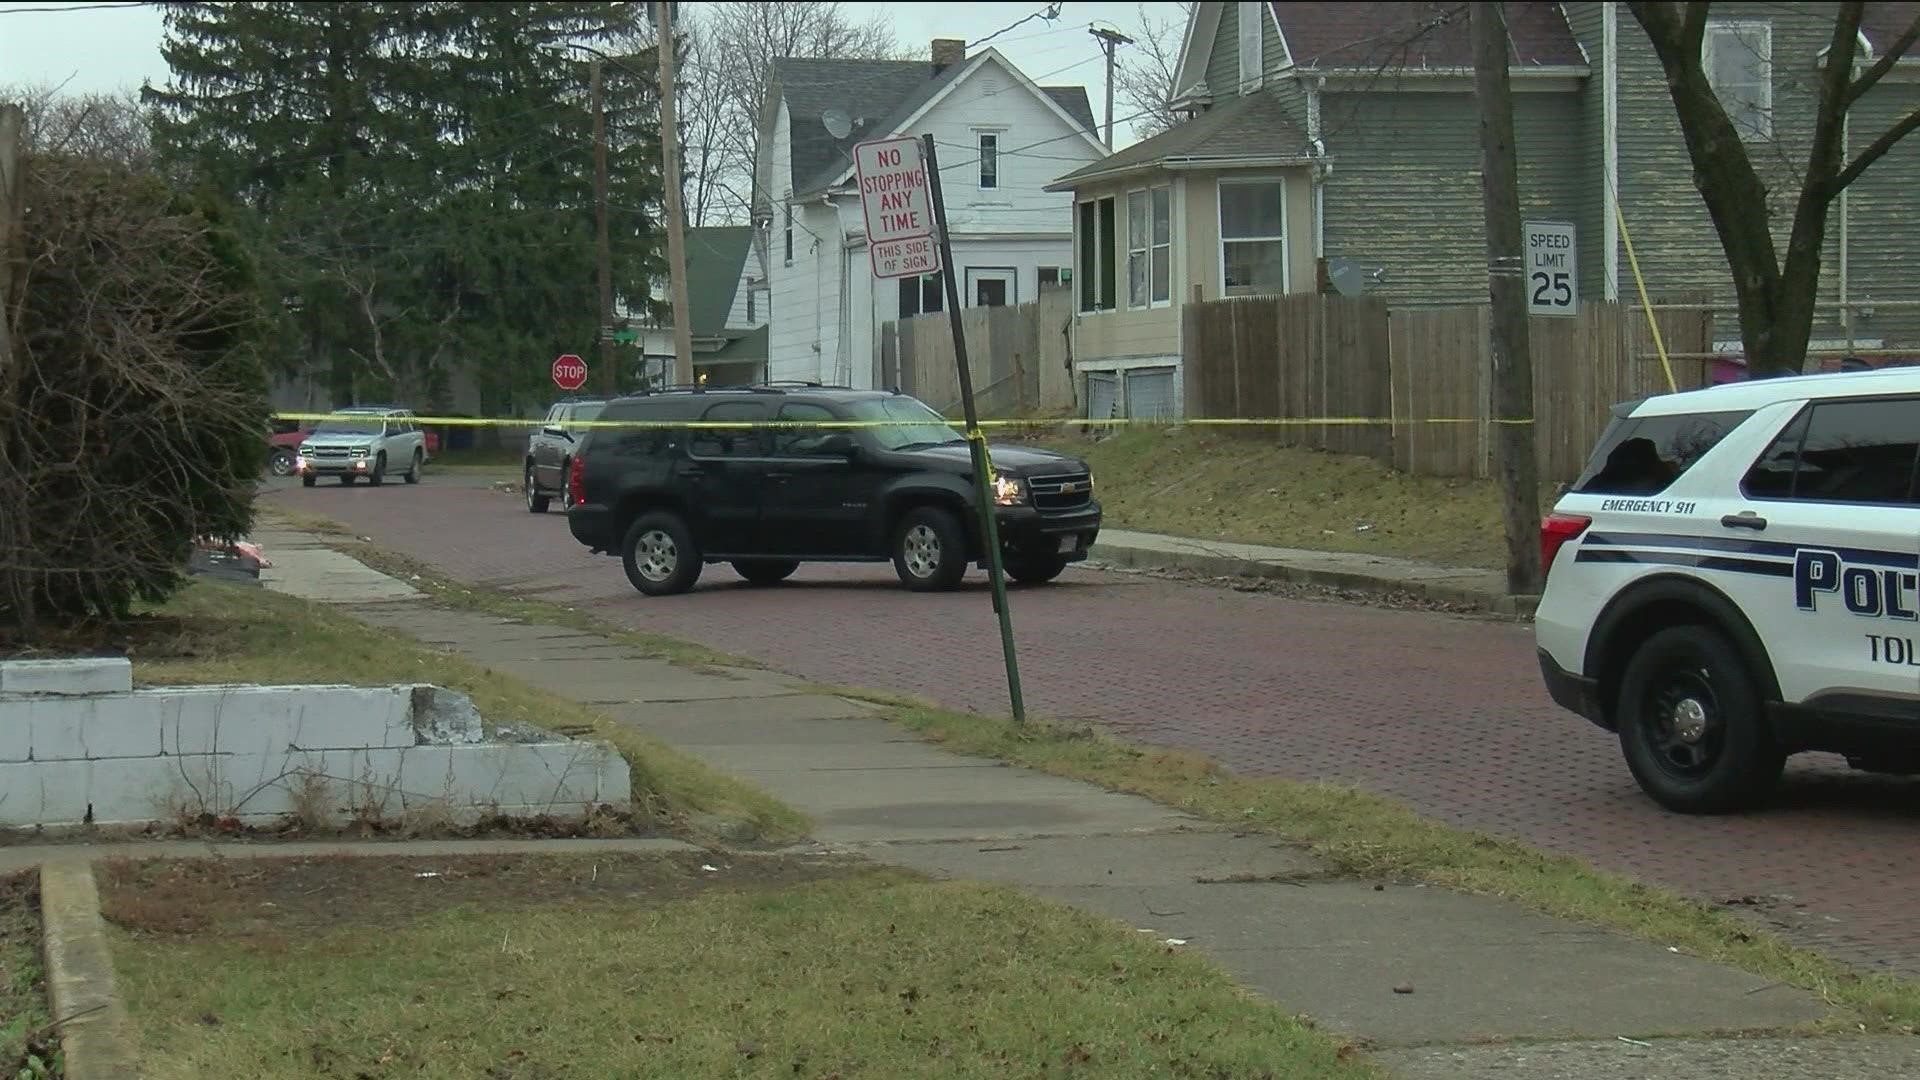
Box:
(1616, 626, 1784, 814)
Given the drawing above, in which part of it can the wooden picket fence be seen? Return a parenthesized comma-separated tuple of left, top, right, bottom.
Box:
(877, 288, 1077, 418)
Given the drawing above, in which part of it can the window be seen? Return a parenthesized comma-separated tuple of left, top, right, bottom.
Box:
(1075, 196, 1118, 312)
(898, 271, 944, 318)
(690, 401, 768, 458)
(1039, 267, 1064, 289)
(978, 133, 999, 189)
(772, 402, 841, 456)
(746, 290, 756, 322)
(1743, 398, 1920, 505)
(1126, 187, 1172, 308)
(1704, 19, 1772, 140)
(568, 402, 604, 435)
(1219, 180, 1286, 296)
(1237, 1, 1263, 90)
(784, 207, 794, 264)
(1571, 409, 1754, 496)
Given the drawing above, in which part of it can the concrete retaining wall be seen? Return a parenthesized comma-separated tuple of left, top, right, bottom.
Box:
(0, 658, 630, 828)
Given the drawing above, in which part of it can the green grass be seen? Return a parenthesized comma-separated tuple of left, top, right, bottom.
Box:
(0, 875, 57, 1079)
(833, 690, 1918, 1034)
(137, 582, 807, 844)
(112, 861, 1374, 1080)
(1031, 427, 1547, 569)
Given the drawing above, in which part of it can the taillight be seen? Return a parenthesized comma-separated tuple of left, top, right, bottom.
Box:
(567, 454, 587, 507)
(1540, 513, 1592, 578)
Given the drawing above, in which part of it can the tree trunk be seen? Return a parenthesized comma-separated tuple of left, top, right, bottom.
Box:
(1471, 3, 1543, 595)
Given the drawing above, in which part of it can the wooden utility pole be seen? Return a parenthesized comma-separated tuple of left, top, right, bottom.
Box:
(1471, 3, 1543, 595)
(0, 103, 22, 376)
(1088, 26, 1133, 149)
(654, 0, 694, 385)
(591, 58, 617, 397)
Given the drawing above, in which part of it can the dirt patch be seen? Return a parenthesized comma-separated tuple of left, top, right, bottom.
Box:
(99, 851, 876, 938)
(0, 611, 212, 662)
(0, 872, 58, 1078)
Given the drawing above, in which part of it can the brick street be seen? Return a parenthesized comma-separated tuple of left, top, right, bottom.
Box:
(265, 473, 1920, 976)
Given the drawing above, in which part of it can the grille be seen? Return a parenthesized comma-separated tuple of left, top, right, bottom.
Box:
(308, 446, 350, 458)
(1027, 473, 1092, 511)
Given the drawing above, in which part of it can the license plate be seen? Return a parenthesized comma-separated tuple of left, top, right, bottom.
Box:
(1057, 535, 1078, 554)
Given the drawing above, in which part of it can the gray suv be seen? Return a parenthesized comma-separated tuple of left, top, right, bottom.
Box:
(296, 407, 428, 487)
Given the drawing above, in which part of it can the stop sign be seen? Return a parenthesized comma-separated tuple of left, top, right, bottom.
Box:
(551, 353, 588, 392)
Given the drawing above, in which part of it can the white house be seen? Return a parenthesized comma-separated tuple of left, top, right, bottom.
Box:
(756, 39, 1107, 388)
(622, 225, 771, 388)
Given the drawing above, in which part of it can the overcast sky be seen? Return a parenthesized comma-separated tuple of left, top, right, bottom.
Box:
(0, 1, 1185, 147)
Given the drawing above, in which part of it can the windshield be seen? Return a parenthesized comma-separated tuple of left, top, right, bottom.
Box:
(312, 418, 385, 437)
(845, 397, 964, 451)
(571, 403, 605, 424)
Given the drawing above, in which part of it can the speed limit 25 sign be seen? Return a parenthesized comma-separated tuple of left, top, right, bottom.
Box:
(1524, 221, 1577, 318)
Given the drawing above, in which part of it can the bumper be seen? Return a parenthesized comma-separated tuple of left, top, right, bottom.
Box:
(991, 503, 1102, 563)
(1538, 648, 1609, 730)
(568, 504, 615, 552)
(298, 457, 375, 476)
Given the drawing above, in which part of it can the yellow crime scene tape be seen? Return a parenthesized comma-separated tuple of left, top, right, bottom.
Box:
(273, 412, 1536, 430)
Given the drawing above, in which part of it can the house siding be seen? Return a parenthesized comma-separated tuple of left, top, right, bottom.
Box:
(1562, 1, 1609, 297)
(1319, 89, 1587, 305)
(1206, 3, 1239, 94)
(1838, 73, 1920, 349)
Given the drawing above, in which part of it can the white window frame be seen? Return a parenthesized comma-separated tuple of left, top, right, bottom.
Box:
(977, 131, 1001, 190)
(1237, 2, 1264, 91)
(1126, 186, 1173, 309)
(1077, 195, 1119, 313)
(1218, 177, 1288, 298)
(783, 203, 795, 265)
(1703, 18, 1773, 141)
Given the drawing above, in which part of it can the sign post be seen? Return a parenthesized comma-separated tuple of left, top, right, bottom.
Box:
(551, 353, 589, 393)
(1523, 221, 1578, 318)
(853, 134, 1025, 725)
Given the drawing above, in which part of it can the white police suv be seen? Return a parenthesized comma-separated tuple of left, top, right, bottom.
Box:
(1537, 366, 1920, 814)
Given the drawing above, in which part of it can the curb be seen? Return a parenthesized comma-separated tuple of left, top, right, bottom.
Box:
(39, 860, 141, 1079)
(1089, 541, 1540, 619)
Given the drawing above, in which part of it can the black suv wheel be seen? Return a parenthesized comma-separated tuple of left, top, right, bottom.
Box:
(732, 560, 799, 585)
(367, 452, 387, 486)
(1615, 625, 1784, 814)
(892, 506, 967, 591)
(525, 463, 550, 514)
(622, 512, 702, 596)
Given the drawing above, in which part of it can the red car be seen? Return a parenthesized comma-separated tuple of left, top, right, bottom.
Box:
(267, 420, 308, 476)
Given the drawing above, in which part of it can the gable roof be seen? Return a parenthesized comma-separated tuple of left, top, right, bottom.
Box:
(1270, 2, 1586, 70)
(684, 226, 753, 337)
(1046, 90, 1311, 190)
(774, 51, 1101, 198)
(1861, 3, 1920, 56)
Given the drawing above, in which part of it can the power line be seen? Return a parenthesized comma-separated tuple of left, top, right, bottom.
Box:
(0, 1, 148, 12)
(967, 2, 1065, 50)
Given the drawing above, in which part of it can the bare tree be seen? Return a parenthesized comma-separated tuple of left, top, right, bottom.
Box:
(1113, 3, 1196, 140)
(5, 83, 153, 168)
(1628, 2, 1920, 377)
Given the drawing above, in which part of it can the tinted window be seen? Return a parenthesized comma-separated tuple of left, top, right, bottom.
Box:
(1743, 397, 1920, 505)
(690, 401, 768, 457)
(1572, 410, 1753, 496)
(772, 403, 839, 455)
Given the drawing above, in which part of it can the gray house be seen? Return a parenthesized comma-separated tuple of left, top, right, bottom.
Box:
(1048, 1, 1920, 382)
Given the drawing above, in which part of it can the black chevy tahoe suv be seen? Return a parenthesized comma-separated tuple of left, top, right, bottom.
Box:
(564, 385, 1102, 596)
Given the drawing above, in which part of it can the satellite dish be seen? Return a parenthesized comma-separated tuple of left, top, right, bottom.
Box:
(822, 108, 853, 140)
(1326, 257, 1368, 297)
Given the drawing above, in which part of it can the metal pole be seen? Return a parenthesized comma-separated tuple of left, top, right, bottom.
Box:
(0, 103, 21, 378)
(922, 134, 1026, 725)
(591, 58, 617, 397)
(655, 0, 695, 386)
(1088, 27, 1133, 149)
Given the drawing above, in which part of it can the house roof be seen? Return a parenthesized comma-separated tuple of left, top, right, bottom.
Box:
(1045, 90, 1311, 190)
(698, 325, 769, 367)
(684, 226, 753, 337)
(774, 54, 1099, 198)
(1268, 2, 1586, 70)
(1862, 3, 1920, 55)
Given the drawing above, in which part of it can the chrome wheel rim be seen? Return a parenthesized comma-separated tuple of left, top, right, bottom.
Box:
(524, 468, 536, 508)
(270, 453, 294, 476)
(903, 524, 941, 578)
(635, 529, 678, 582)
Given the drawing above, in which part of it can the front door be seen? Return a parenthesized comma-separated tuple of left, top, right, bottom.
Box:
(1732, 393, 1920, 716)
(760, 402, 879, 556)
(965, 267, 1016, 307)
(681, 401, 770, 555)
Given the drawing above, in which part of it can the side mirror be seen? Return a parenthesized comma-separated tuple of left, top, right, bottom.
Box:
(820, 433, 858, 457)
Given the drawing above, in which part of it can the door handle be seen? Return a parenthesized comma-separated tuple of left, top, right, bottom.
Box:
(673, 462, 705, 478)
(764, 471, 793, 481)
(1721, 512, 1768, 531)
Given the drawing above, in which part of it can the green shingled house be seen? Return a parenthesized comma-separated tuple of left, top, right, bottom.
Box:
(623, 225, 770, 387)
(1047, 1, 1920, 399)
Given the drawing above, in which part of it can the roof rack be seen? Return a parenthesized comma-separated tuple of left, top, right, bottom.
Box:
(626, 380, 859, 397)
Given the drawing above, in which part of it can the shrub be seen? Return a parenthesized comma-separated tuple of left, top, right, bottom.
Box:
(0, 151, 269, 635)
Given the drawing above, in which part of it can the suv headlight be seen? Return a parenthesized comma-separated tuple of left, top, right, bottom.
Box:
(991, 473, 1026, 506)
(350, 446, 369, 458)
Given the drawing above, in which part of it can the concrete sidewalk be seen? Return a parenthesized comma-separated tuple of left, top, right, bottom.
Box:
(233, 528, 1910, 1076)
(1090, 527, 1537, 616)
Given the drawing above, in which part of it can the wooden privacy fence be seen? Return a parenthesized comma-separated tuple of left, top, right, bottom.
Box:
(1184, 294, 1715, 483)
(878, 288, 1076, 418)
